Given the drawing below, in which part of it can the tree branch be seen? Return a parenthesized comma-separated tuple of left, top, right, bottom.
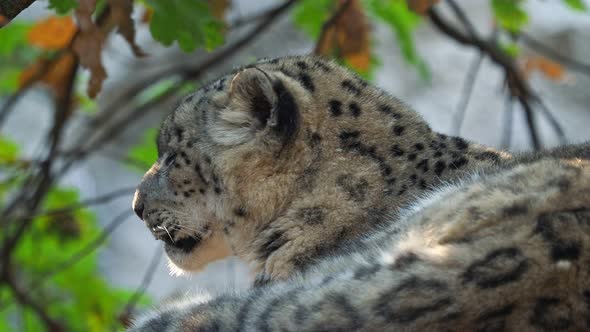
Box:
(0, 0, 36, 27)
(427, 7, 542, 150)
(446, 0, 477, 37)
(36, 187, 136, 219)
(452, 52, 483, 135)
(520, 32, 590, 76)
(120, 246, 163, 327)
(2, 270, 64, 332)
(313, 0, 353, 54)
(501, 95, 514, 149)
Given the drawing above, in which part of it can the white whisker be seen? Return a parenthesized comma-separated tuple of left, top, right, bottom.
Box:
(158, 225, 175, 243)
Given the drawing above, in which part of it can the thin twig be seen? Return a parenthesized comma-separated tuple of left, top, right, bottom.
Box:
(453, 52, 483, 135)
(121, 246, 163, 321)
(3, 270, 63, 332)
(0, 57, 57, 129)
(533, 97, 567, 144)
(37, 210, 133, 281)
(501, 95, 514, 149)
(520, 32, 590, 76)
(427, 7, 542, 150)
(36, 187, 136, 219)
(446, 0, 477, 37)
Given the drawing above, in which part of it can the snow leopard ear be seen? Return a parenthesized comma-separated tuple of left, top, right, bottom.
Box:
(210, 68, 298, 146)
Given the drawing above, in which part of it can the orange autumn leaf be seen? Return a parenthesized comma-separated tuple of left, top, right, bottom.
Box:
(315, 0, 371, 72)
(19, 52, 77, 99)
(109, 0, 145, 56)
(0, 15, 7, 26)
(27, 16, 77, 50)
(72, 0, 106, 98)
(522, 56, 566, 81)
(408, 0, 440, 15)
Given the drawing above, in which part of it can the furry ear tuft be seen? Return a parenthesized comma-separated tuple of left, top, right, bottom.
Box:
(229, 68, 277, 128)
(210, 68, 299, 147)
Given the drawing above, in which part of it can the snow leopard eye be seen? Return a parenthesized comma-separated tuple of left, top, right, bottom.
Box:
(163, 153, 177, 166)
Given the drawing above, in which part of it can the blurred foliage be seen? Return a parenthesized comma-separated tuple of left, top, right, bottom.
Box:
(0, 0, 587, 331)
(128, 127, 159, 172)
(48, 0, 79, 15)
(366, 0, 429, 79)
(490, 0, 529, 33)
(563, 0, 587, 11)
(8, 188, 148, 331)
(0, 141, 149, 331)
(0, 135, 20, 166)
(145, 0, 226, 52)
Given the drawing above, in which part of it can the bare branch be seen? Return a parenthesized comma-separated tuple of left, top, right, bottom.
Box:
(533, 98, 567, 145)
(0, 57, 57, 129)
(520, 32, 590, 76)
(37, 187, 136, 219)
(313, 0, 353, 54)
(3, 270, 64, 332)
(120, 246, 163, 325)
(427, 7, 542, 150)
(452, 53, 483, 135)
(0, 0, 36, 26)
(446, 0, 478, 37)
(501, 95, 514, 149)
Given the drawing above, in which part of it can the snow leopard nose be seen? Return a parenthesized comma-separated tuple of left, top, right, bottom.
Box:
(132, 190, 145, 220)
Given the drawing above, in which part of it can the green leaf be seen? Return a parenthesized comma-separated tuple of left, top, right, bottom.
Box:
(0, 68, 20, 94)
(562, 0, 587, 11)
(137, 77, 178, 103)
(491, 0, 529, 33)
(365, 0, 429, 80)
(77, 93, 98, 114)
(0, 135, 19, 164)
(500, 42, 521, 58)
(128, 128, 158, 172)
(292, 0, 333, 38)
(48, 0, 79, 15)
(0, 21, 30, 56)
(146, 0, 225, 52)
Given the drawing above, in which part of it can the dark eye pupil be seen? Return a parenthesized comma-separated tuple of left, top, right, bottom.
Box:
(164, 153, 176, 166)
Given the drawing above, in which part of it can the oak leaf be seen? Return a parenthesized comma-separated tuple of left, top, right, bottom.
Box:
(27, 16, 77, 50)
(315, 0, 371, 72)
(522, 55, 566, 81)
(19, 52, 77, 100)
(109, 0, 146, 56)
(73, 0, 106, 98)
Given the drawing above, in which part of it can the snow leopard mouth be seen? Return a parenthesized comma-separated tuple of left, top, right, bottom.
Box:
(153, 226, 204, 253)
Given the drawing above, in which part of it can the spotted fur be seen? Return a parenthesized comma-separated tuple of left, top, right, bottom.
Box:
(131, 55, 590, 330)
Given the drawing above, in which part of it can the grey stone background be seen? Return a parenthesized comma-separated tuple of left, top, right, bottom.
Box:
(3, 0, 590, 303)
